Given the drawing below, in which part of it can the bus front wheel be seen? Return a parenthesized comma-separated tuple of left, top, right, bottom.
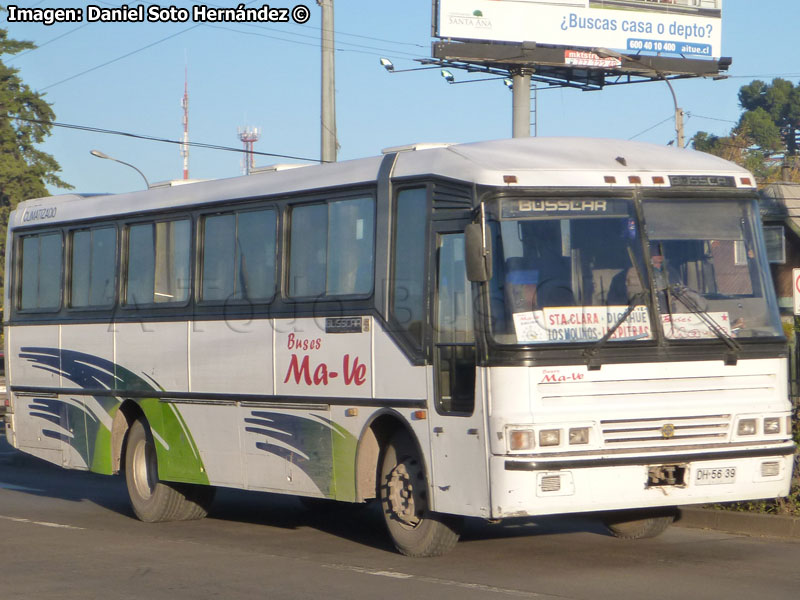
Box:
(379, 431, 461, 557)
(602, 508, 676, 539)
(124, 418, 215, 522)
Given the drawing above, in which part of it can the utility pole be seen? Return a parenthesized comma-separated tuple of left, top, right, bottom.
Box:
(663, 76, 685, 148)
(318, 0, 337, 162)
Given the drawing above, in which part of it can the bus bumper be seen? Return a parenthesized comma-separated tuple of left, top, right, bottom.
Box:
(490, 444, 796, 519)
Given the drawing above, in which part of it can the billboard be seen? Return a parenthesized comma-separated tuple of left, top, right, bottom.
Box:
(435, 0, 723, 59)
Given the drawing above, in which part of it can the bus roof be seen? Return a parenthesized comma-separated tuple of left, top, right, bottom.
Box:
(11, 137, 753, 229)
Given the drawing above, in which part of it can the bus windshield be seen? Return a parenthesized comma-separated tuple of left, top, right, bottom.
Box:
(643, 197, 782, 340)
(488, 197, 651, 345)
(487, 195, 783, 345)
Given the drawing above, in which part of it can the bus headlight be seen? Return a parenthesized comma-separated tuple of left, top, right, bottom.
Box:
(763, 417, 781, 435)
(539, 429, 561, 447)
(569, 427, 590, 445)
(737, 419, 757, 436)
(508, 429, 535, 451)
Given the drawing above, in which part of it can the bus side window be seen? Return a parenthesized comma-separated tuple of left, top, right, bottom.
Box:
(125, 219, 191, 306)
(288, 197, 375, 299)
(70, 226, 117, 308)
(435, 232, 475, 415)
(390, 188, 427, 348)
(19, 232, 63, 311)
(201, 209, 278, 303)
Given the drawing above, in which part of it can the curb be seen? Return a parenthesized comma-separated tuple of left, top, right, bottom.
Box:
(676, 506, 800, 539)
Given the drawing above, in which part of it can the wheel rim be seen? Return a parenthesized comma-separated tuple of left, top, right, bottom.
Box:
(386, 458, 424, 529)
(132, 435, 157, 500)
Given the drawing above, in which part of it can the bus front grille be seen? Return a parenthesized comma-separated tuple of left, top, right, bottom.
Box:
(600, 414, 731, 446)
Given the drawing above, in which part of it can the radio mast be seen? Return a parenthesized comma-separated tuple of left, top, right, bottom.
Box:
(180, 66, 189, 179)
(238, 127, 260, 175)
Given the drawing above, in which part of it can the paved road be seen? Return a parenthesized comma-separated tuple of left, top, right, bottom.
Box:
(1, 432, 799, 600)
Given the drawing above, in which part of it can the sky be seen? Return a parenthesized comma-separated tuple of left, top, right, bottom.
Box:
(4, 1, 800, 196)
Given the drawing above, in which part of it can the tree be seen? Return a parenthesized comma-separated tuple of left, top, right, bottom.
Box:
(0, 27, 70, 301)
(692, 78, 800, 184)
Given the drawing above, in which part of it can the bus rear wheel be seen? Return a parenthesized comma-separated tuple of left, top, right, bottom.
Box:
(124, 418, 215, 522)
(379, 431, 461, 557)
(602, 508, 676, 540)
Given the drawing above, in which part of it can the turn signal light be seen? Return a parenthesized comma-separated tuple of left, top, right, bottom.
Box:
(509, 429, 534, 451)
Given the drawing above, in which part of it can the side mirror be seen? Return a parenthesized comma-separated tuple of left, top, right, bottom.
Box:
(465, 223, 492, 282)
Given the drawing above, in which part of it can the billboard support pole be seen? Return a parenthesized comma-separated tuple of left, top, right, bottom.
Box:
(511, 68, 532, 138)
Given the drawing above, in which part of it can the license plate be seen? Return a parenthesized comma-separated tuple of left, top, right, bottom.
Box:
(694, 466, 736, 485)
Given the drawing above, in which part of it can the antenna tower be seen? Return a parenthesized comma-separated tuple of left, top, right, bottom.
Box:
(238, 126, 261, 175)
(180, 67, 189, 179)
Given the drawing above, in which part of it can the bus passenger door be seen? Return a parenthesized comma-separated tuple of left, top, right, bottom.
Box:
(427, 230, 490, 518)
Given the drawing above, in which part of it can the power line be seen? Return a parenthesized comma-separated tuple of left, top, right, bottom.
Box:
(6, 24, 91, 62)
(204, 23, 425, 60)
(12, 117, 323, 163)
(691, 114, 738, 124)
(627, 115, 674, 140)
(725, 74, 800, 79)
(40, 24, 202, 91)
(21, 1, 428, 91)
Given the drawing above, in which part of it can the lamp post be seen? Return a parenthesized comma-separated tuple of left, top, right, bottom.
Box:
(593, 47, 685, 147)
(90, 150, 150, 189)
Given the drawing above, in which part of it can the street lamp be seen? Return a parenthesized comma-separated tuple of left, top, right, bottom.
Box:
(90, 149, 150, 189)
(593, 47, 685, 148)
(379, 57, 442, 74)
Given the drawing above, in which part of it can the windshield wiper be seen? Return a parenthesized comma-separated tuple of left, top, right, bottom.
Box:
(668, 284, 742, 365)
(584, 291, 648, 370)
(585, 247, 650, 370)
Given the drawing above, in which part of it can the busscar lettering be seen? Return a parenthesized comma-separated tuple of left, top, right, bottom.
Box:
(516, 199, 608, 213)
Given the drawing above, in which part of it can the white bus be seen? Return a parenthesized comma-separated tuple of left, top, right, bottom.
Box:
(3, 137, 795, 556)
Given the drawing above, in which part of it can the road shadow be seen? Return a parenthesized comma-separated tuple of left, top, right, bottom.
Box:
(2, 434, 613, 552)
(0, 439, 134, 516)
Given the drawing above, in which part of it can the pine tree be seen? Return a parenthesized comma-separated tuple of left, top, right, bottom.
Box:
(692, 78, 800, 183)
(0, 27, 71, 302)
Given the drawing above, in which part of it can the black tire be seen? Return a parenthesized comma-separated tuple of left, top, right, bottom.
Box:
(124, 418, 215, 522)
(379, 431, 461, 557)
(603, 509, 676, 540)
